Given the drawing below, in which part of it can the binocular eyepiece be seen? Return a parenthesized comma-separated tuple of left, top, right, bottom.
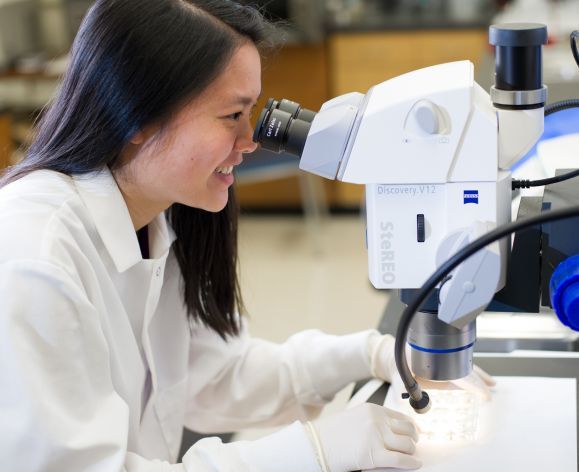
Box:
(252, 98, 316, 157)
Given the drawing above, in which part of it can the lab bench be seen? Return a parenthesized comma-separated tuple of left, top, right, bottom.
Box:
(367, 293, 579, 465)
(356, 350, 579, 469)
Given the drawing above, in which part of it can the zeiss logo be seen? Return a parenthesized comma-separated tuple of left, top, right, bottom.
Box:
(463, 190, 479, 205)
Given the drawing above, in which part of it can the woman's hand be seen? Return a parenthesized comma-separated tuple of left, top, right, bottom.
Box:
(367, 333, 496, 399)
(306, 403, 422, 471)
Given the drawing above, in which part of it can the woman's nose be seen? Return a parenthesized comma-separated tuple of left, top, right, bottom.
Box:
(237, 121, 259, 154)
(240, 139, 258, 154)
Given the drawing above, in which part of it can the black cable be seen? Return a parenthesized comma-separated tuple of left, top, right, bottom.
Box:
(511, 99, 579, 190)
(395, 205, 579, 410)
(545, 99, 579, 116)
(513, 169, 579, 189)
(571, 31, 579, 68)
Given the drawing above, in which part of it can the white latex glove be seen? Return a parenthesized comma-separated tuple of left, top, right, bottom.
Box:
(367, 333, 496, 400)
(305, 403, 422, 472)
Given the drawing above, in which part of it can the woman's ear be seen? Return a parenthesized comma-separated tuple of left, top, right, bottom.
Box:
(129, 123, 161, 146)
(130, 130, 146, 145)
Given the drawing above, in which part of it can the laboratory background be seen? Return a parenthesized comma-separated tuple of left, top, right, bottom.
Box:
(2, 0, 579, 469)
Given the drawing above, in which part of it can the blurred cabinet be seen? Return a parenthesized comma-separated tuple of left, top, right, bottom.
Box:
(327, 28, 488, 207)
(0, 112, 13, 170)
(329, 29, 488, 95)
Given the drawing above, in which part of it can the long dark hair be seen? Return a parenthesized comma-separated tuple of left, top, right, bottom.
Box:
(1, 0, 274, 339)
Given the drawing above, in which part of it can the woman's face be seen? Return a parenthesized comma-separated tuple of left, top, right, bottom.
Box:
(118, 42, 261, 219)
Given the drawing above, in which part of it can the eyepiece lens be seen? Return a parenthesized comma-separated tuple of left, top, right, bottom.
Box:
(252, 97, 316, 157)
(260, 108, 293, 153)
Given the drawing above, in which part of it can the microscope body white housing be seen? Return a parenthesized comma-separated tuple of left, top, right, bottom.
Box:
(300, 61, 544, 326)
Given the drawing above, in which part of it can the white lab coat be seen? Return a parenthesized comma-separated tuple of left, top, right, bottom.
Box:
(0, 168, 375, 471)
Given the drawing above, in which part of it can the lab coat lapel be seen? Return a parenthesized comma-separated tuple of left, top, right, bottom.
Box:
(72, 168, 142, 272)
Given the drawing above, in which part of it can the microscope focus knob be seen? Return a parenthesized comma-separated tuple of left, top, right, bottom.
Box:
(413, 101, 442, 135)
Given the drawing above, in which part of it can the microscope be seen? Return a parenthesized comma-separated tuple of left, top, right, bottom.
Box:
(253, 23, 579, 412)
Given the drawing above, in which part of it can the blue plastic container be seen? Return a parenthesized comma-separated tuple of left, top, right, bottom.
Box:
(550, 255, 579, 331)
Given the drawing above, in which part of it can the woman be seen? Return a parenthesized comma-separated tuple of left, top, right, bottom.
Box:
(0, 1, 493, 470)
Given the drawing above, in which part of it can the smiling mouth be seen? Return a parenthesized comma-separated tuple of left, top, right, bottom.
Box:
(215, 166, 233, 175)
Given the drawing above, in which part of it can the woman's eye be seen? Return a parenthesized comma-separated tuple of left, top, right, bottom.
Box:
(229, 112, 243, 121)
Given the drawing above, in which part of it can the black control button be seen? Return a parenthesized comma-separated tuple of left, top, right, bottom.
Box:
(417, 214, 425, 242)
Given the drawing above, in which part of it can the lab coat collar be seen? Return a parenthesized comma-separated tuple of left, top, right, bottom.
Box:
(73, 168, 176, 272)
